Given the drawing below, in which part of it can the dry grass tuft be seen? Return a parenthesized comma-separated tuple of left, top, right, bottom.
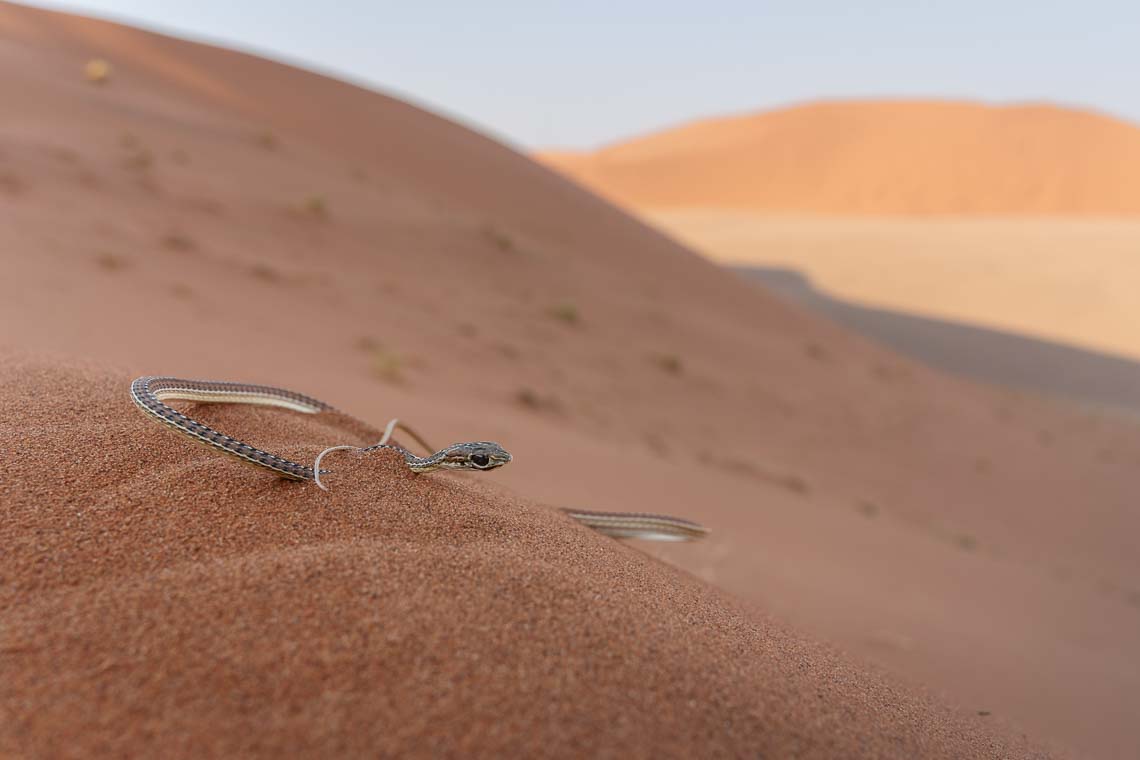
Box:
(651, 353, 683, 375)
(356, 337, 405, 384)
(122, 150, 154, 172)
(514, 387, 562, 413)
(161, 232, 197, 253)
(254, 130, 278, 150)
(297, 195, 328, 219)
(956, 534, 978, 551)
(548, 303, 580, 325)
(249, 263, 282, 283)
(95, 251, 128, 271)
(495, 342, 521, 359)
(482, 225, 516, 253)
(804, 342, 829, 361)
(84, 59, 112, 85)
(778, 474, 810, 494)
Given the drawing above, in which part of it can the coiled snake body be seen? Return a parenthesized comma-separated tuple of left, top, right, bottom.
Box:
(131, 376, 708, 541)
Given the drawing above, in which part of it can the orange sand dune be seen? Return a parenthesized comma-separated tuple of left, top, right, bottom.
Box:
(1, 2, 1139, 757)
(539, 100, 1140, 214)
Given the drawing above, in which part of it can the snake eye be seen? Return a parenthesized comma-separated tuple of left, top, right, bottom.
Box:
(471, 453, 490, 468)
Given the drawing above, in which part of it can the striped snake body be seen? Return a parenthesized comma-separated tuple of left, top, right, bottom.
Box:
(560, 509, 709, 542)
(130, 376, 707, 541)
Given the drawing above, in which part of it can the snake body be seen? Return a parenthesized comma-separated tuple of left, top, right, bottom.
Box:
(130, 376, 708, 541)
(560, 509, 709, 541)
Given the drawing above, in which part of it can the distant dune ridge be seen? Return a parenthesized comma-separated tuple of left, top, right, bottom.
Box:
(539, 101, 1140, 395)
(2, 1, 1140, 757)
(539, 100, 1140, 214)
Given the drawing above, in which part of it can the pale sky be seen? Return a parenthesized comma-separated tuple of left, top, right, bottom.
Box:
(18, 1, 1140, 150)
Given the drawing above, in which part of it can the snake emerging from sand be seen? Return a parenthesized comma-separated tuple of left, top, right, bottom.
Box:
(131, 376, 708, 542)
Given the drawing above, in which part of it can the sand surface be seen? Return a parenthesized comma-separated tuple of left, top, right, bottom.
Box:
(539, 100, 1140, 214)
(1, 3, 1139, 757)
(1, 354, 1052, 758)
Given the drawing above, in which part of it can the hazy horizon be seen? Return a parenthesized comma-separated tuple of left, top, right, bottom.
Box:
(15, 1, 1140, 149)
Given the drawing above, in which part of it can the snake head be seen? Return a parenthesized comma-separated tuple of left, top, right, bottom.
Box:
(434, 441, 512, 471)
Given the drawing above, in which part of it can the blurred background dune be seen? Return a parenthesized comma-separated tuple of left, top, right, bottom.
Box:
(537, 103, 1140, 414)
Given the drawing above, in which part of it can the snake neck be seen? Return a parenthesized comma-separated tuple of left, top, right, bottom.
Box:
(359, 442, 443, 472)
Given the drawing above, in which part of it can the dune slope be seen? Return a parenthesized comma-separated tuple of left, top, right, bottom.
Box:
(539, 100, 1140, 214)
(1, 3, 1139, 757)
(0, 355, 1047, 758)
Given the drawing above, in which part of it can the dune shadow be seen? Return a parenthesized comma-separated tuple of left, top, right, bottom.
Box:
(736, 266, 1140, 415)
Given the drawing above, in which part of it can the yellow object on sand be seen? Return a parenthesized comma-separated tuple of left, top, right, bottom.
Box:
(84, 58, 112, 84)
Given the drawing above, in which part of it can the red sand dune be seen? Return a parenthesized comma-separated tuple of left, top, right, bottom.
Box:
(0, 355, 1043, 758)
(1, 2, 1138, 757)
(539, 100, 1140, 214)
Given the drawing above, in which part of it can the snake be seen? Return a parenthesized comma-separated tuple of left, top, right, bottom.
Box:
(130, 376, 709, 542)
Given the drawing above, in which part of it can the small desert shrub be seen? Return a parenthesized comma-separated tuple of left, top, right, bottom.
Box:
(514, 387, 561, 412)
(804, 342, 828, 361)
(956, 534, 978, 551)
(643, 432, 670, 457)
(161, 232, 197, 253)
(651, 353, 683, 375)
(483, 225, 515, 253)
(548, 303, 579, 325)
(254, 130, 279, 150)
(370, 352, 403, 384)
(122, 150, 154, 171)
(856, 500, 879, 518)
(95, 251, 128, 271)
(515, 387, 541, 409)
(495, 342, 520, 359)
(355, 336, 378, 352)
(249, 263, 282, 282)
(300, 195, 328, 219)
(357, 338, 404, 384)
(777, 474, 810, 495)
